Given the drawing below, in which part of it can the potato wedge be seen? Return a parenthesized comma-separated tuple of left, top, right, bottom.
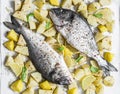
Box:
(29, 21, 36, 30)
(40, 9, 48, 18)
(13, 11, 27, 22)
(31, 72, 42, 82)
(5, 56, 14, 66)
(104, 52, 114, 62)
(68, 81, 78, 89)
(14, 0, 22, 11)
(25, 60, 36, 73)
(37, 21, 46, 33)
(7, 29, 18, 42)
(68, 88, 78, 94)
(97, 25, 108, 33)
(21, 0, 32, 12)
(77, 1, 87, 12)
(14, 54, 26, 66)
(33, 0, 44, 9)
(10, 79, 24, 92)
(105, 21, 114, 32)
(9, 63, 23, 76)
(42, 27, 56, 37)
(15, 46, 29, 56)
(53, 86, 65, 94)
(46, 37, 57, 44)
(72, 0, 82, 5)
(49, 0, 59, 6)
(88, 2, 101, 14)
(86, 88, 96, 94)
(39, 81, 52, 90)
(95, 31, 105, 42)
(17, 35, 26, 46)
(39, 89, 53, 94)
(61, 0, 72, 9)
(4, 40, 15, 51)
(27, 76, 38, 87)
(87, 15, 98, 27)
(99, 0, 111, 6)
(103, 76, 114, 86)
(96, 84, 104, 94)
(22, 88, 34, 94)
(74, 69, 85, 80)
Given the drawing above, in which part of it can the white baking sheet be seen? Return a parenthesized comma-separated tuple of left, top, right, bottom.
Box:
(0, 0, 120, 94)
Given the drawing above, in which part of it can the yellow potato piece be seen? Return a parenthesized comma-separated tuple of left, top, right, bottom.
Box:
(29, 21, 36, 30)
(33, 10, 46, 22)
(82, 64, 91, 75)
(5, 56, 14, 66)
(95, 31, 105, 42)
(49, 0, 59, 6)
(74, 69, 85, 80)
(40, 81, 52, 90)
(46, 37, 57, 44)
(33, 0, 44, 9)
(21, 0, 32, 12)
(27, 77, 38, 87)
(53, 86, 65, 94)
(15, 0, 22, 11)
(99, 0, 111, 6)
(39, 89, 53, 94)
(17, 34, 26, 46)
(31, 72, 42, 82)
(86, 88, 96, 94)
(10, 79, 24, 92)
(78, 1, 87, 12)
(13, 11, 27, 22)
(79, 10, 88, 18)
(105, 21, 114, 32)
(97, 25, 108, 33)
(15, 46, 29, 56)
(43, 27, 56, 37)
(40, 9, 48, 18)
(4, 40, 15, 51)
(7, 29, 18, 42)
(104, 52, 114, 62)
(68, 88, 78, 94)
(25, 60, 36, 73)
(81, 75, 96, 90)
(57, 33, 65, 45)
(22, 88, 34, 94)
(64, 55, 74, 67)
(14, 54, 26, 66)
(103, 76, 114, 86)
(61, 0, 72, 9)
(93, 77, 102, 86)
(72, 0, 82, 5)
(96, 84, 104, 94)
(37, 21, 46, 33)
(88, 2, 100, 14)
(68, 81, 78, 89)
(87, 15, 98, 27)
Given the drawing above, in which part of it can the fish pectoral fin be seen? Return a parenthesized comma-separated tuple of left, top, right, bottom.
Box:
(107, 63, 118, 72)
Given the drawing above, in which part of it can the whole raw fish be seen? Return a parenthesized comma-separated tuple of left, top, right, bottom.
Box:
(49, 8, 117, 76)
(3, 16, 73, 85)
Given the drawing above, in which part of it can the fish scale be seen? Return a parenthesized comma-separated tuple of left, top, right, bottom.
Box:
(49, 8, 117, 76)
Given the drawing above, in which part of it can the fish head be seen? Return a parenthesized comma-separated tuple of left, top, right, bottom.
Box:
(49, 8, 75, 26)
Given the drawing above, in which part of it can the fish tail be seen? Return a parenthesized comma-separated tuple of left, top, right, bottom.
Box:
(99, 59, 118, 76)
(3, 15, 22, 34)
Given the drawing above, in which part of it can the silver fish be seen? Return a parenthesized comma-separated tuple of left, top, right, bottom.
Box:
(3, 16, 73, 85)
(49, 8, 118, 76)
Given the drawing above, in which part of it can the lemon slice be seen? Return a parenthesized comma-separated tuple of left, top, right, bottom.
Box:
(81, 75, 96, 90)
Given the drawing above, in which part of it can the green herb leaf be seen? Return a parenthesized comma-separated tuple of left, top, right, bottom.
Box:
(57, 46, 64, 51)
(45, 21, 50, 30)
(93, 13, 103, 18)
(21, 66, 27, 82)
(27, 13, 34, 22)
(90, 66, 99, 73)
(75, 56, 83, 63)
